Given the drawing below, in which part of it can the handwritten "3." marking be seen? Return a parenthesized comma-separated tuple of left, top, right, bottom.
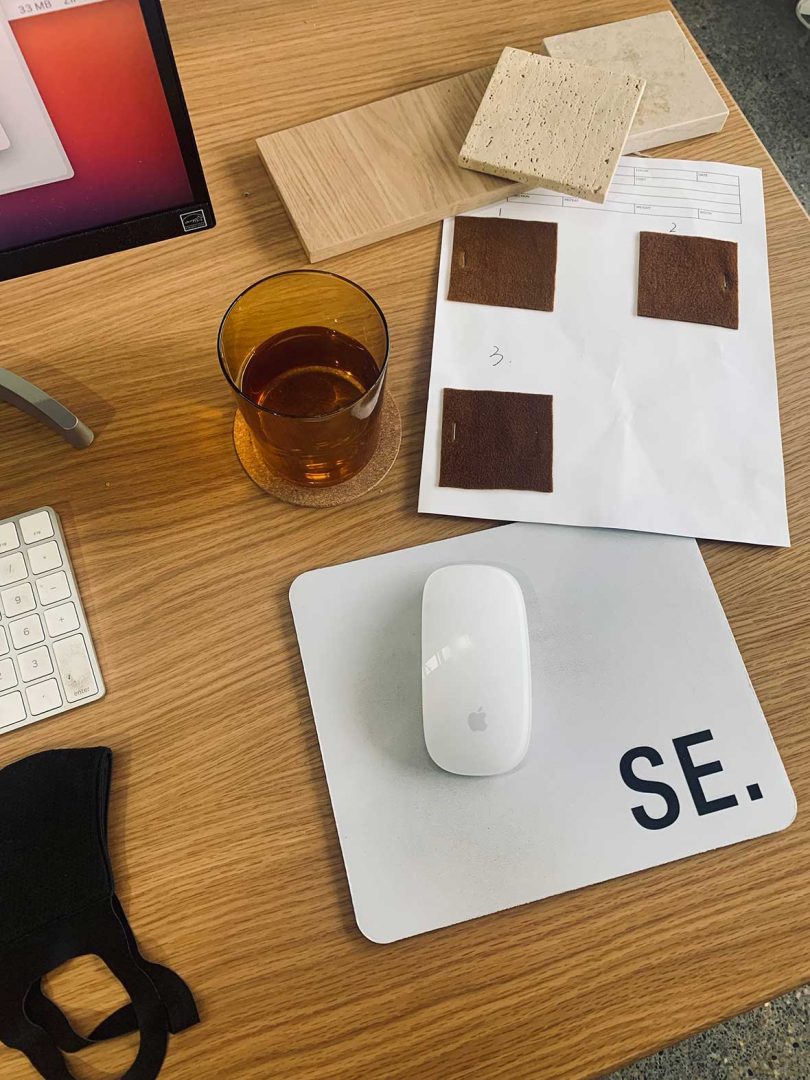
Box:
(490, 346, 505, 367)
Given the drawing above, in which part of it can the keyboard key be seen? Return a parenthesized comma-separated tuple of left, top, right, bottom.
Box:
(0, 552, 27, 586)
(19, 510, 54, 545)
(28, 541, 62, 575)
(0, 691, 25, 730)
(18, 646, 53, 683)
(0, 522, 20, 554)
(53, 635, 97, 702)
(0, 658, 17, 692)
(10, 614, 45, 650)
(0, 508, 103, 730)
(1, 582, 36, 617)
(44, 602, 80, 637)
(35, 570, 71, 606)
(26, 678, 62, 716)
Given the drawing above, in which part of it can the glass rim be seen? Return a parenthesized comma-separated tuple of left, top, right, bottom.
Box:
(217, 269, 390, 421)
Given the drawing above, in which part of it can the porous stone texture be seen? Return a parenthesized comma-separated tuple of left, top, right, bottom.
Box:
(459, 48, 645, 203)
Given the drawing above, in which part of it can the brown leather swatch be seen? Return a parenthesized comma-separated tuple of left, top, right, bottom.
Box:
(439, 388, 553, 492)
(448, 217, 557, 311)
(637, 232, 739, 329)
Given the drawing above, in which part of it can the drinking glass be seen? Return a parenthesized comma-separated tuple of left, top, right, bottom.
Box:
(218, 270, 389, 486)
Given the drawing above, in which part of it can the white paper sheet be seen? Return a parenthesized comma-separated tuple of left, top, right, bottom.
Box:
(418, 157, 789, 547)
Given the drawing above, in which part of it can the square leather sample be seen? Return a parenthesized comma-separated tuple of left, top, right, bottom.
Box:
(448, 216, 557, 311)
(637, 232, 739, 329)
(439, 388, 553, 492)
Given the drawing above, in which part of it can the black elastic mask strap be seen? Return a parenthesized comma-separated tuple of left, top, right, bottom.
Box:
(26, 965, 194, 1050)
(24, 896, 199, 1052)
(0, 901, 169, 1080)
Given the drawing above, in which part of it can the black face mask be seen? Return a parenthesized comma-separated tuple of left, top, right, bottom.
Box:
(0, 748, 198, 1079)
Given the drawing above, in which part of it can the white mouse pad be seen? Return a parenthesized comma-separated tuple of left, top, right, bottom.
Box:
(290, 525, 795, 943)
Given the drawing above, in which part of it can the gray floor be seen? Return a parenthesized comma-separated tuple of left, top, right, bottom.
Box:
(676, 0, 809, 209)
(608, 987, 810, 1080)
(608, 3, 808, 1078)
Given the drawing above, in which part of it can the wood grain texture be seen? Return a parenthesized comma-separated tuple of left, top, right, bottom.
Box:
(0, 2, 807, 1078)
(257, 68, 529, 261)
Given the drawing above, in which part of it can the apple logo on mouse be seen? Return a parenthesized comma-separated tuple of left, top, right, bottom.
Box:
(468, 707, 487, 732)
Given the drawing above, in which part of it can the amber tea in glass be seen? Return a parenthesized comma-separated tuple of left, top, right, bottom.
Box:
(219, 271, 389, 486)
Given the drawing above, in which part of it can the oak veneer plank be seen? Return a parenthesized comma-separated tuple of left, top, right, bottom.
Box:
(256, 68, 528, 261)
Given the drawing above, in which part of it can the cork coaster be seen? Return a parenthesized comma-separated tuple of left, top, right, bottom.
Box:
(233, 393, 401, 507)
(459, 47, 645, 204)
(448, 217, 557, 311)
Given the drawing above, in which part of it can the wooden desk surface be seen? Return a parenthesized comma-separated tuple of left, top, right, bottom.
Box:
(1, 2, 808, 1077)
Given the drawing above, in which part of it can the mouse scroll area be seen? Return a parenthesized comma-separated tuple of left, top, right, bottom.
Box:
(421, 564, 532, 777)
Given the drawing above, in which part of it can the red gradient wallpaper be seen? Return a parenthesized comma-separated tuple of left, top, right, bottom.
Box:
(0, 0, 193, 251)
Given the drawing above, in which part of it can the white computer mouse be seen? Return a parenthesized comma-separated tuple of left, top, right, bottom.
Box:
(421, 563, 531, 776)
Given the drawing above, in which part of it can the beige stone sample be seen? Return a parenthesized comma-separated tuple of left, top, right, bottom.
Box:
(458, 48, 645, 204)
(542, 11, 728, 153)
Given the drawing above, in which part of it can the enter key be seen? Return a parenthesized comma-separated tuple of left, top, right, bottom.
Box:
(53, 634, 97, 702)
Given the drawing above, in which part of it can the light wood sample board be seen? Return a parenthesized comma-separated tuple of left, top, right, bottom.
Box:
(0, 2, 808, 1078)
(257, 68, 529, 261)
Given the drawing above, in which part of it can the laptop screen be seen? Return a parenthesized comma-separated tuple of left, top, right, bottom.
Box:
(0, 0, 212, 273)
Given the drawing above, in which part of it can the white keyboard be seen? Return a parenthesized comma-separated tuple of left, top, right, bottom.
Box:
(0, 506, 105, 734)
